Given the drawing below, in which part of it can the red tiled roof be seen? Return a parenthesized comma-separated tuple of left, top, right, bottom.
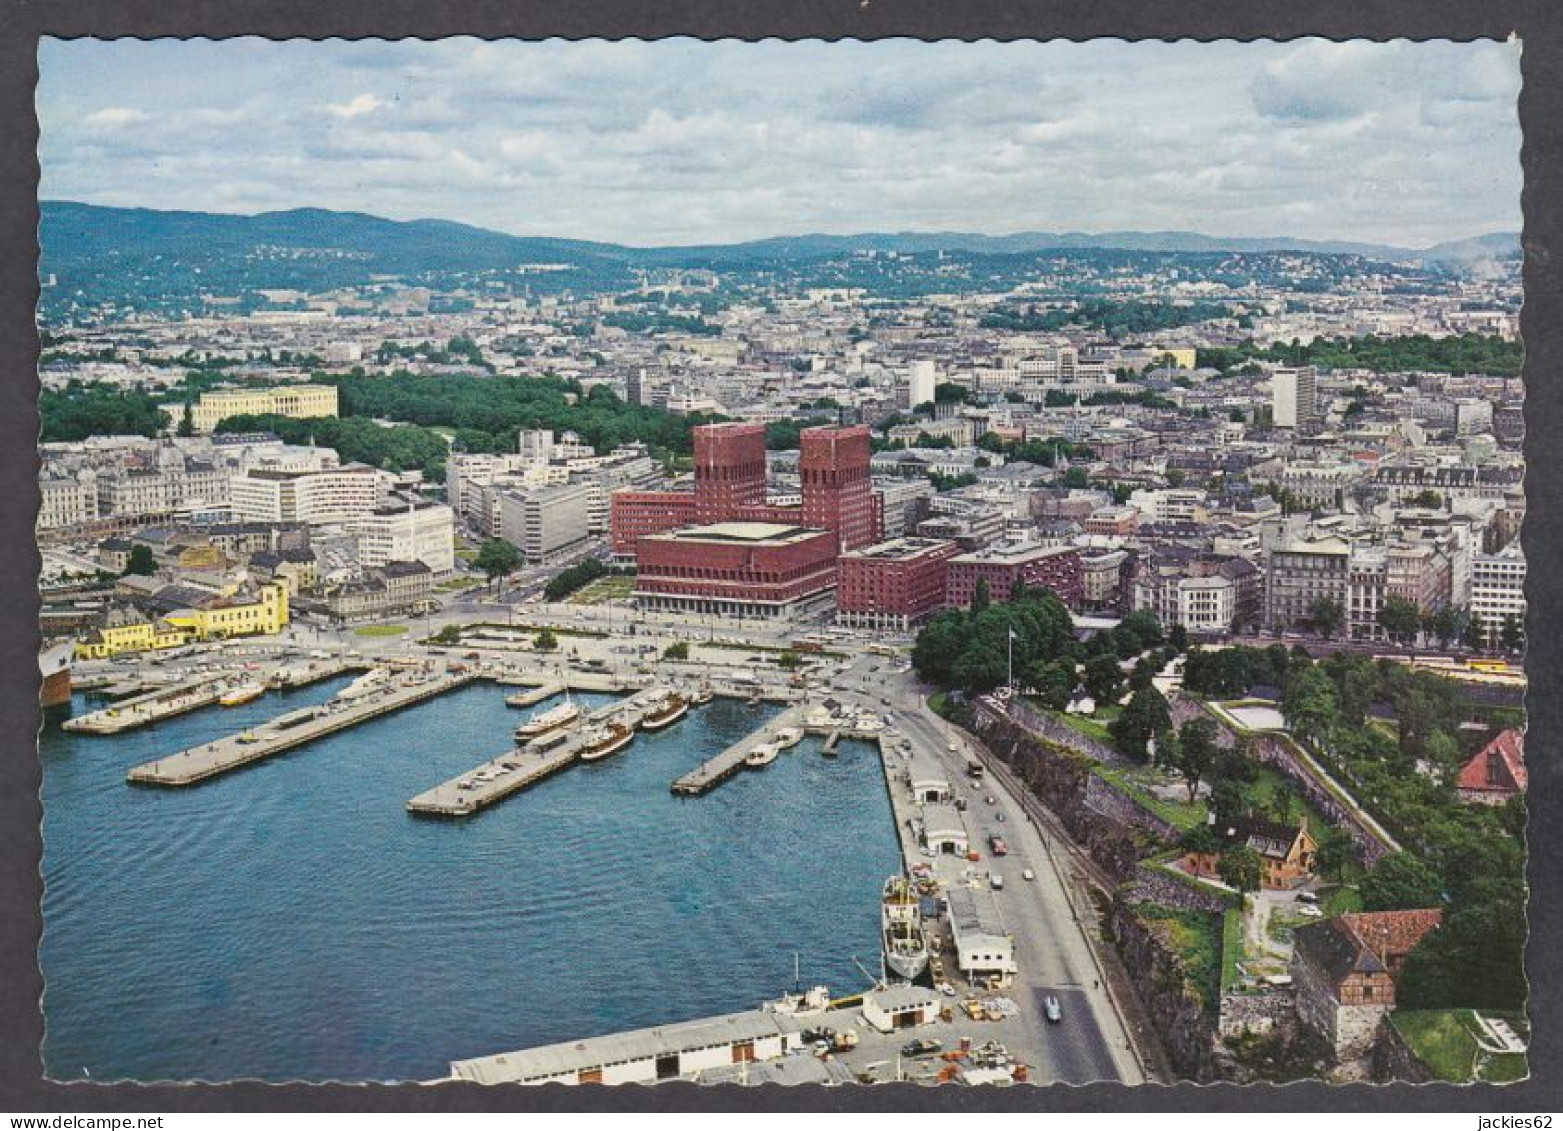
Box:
(1339, 909, 1443, 961)
(1457, 729, 1527, 796)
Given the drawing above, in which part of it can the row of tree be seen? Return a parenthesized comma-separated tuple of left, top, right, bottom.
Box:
(1306, 595, 1523, 652)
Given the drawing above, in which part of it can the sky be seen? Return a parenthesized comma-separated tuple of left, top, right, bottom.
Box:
(36, 37, 1523, 248)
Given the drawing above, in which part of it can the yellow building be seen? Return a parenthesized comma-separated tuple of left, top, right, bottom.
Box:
(75, 583, 290, 659)
(190, 384, 339, 433)
(1153, 347, 1199, 370)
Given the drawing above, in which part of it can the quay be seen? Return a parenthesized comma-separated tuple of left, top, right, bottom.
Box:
(64, 675, 235, 735)
(125, 669, 478, 786)
(504, 681, 566, 708)
(668, 702, 883, 796)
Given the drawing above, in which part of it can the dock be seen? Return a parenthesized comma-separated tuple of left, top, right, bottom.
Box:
(671, 706, 806, 796)
(269, 656, 367, 689)
(504, 682, 566, 708)
(64, 675, 235, 735)
(407, 740, 581, 818)
(125, 670, 478, 786)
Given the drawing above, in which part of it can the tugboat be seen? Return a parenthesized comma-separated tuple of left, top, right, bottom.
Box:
(219, 681, 266, 708)
(578, 716, 635, 762)
(639, 691, 689, 732)
(515, 693, 581, 740)
(881, 875, 930, 982)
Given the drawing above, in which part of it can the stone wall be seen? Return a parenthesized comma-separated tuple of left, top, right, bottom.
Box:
(968, 703, 1164, 882)
(1218, 987, 1297, 1040)
(1006, 698, 1124, 764)
(1108, 895, 1221, 1082)
(1372, 1017, 1435, 1083)
(1083, 772, 1182, 842)
(1126, 863, 1234, 916)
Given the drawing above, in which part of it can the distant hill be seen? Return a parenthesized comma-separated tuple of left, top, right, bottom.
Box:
(37, 200, 1519, 309)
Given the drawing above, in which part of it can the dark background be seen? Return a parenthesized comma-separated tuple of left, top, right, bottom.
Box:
(1, 0, 1557, 1113)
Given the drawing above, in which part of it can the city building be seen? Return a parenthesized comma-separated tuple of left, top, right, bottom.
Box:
(632, 521, 839, 620)
(74, 582, 289, 659)
(228, 466, 382, 525)
(1265, 535, 1350, 632)
(1272, 367, 1319, 430)
(1470, 544, 1526, 648)
(499, 481, 596, 565)
(189, 384, 339, 433)
(944, 539, 1083, 610)
(352, 498, 455, 575)
(1456, 728, 1526, 805)
(836, 537, 960, 631)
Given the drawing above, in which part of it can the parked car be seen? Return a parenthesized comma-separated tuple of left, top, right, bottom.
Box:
(901, 1038, 943, 1058)
(1044, 996, 1063, 1023)
(1296, 890, 1320, 904)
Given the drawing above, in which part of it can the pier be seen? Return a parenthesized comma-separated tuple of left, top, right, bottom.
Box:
(125, 669, 478, 786)
(64, 675, 236, 735)
(665, 705, 879, 796)
(504, 681, 566, 708)
(406, 739, 582, 818)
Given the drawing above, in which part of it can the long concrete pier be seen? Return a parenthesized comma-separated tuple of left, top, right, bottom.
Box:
(125, 670, 478, 786)
(669, 706, 824, 796)
(64, 675, 235, 735)
(406, 739, 583, 818)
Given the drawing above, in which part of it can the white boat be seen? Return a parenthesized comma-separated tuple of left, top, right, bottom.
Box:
(882, 875, 930, 982)
(338, 668, 392, 700)
(745, 742, 780, 768)
(773, 727, 804, 750)
(219, 681, 266, 708)
(692, 682, 713, 705)
(515, 694, 581, 740)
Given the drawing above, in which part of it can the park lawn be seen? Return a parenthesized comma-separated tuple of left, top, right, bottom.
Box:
(568, 575, 637, 605)
(353, 624, 409, 637)
(1392, 1010, 1527, 1083)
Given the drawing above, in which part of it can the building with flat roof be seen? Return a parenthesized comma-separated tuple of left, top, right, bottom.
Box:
(945, 539, 1083, 609)
(499, 481, 595, 565)
(228, 465, 382, 526)
(836, 537, 960, 631)
(633, 521, 839, 620)
(946, 887, 1016, 986)
(351, 498, 455, 575)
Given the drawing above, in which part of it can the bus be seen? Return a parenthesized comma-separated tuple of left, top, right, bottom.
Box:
(967, 760, 985, 781)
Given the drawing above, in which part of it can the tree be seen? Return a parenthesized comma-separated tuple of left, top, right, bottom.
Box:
(1172, 717, 1221, 801)
(121, 543, 157, 577)
(1026, 660, 1075, 710)
(1378, 595, 1423, 646)
(1360, 853, 1445, 912)
(176, 401, 195, 438)
(1109, 685, 1172, 761)
(970, 577, 991, 614)
(1082, 654, 1125, 705)
(534, 628, 559, 652)
(1310, 597, 1345, 640)
(474, 539, 521, 592)
(1168, 624, 1189, 654)
(663, 641, 691, 661)
(1464, 610, 1488, 651)
(1217, 847, 1264, 895)
(1282, 665, 1338, 749)
(1500, 613, 1525, 654)
(776, 650, 803, 671)
(1180, 822, 1222, 855)
(1425, 604, 1461, 649)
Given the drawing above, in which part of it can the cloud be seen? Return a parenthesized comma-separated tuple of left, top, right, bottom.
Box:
(35, 38, 1521, 247)
(323, 93, 384, 119)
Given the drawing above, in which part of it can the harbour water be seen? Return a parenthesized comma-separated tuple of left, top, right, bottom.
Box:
(38, 680, 901, 1082)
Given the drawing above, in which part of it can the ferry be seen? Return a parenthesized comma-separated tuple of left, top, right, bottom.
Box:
(578, 718, 635, 763)
(515, 694, 581, 740)
(745, 742, 780, 768)
(639, 691, 689, 732)
(219, 682, 266, 708)
(881, 875, 930, 982)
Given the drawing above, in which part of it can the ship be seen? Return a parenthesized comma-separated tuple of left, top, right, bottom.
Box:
(219, 681, 266, 708)
(881, 875, 930, 982)
(338, 668, 392, 700)
(515, 694, 581, 740)
(578, 717, 635, 762)
(39, 641, 74, 711)
(639, 691, 689, 732)
(745, 742, 780, 768)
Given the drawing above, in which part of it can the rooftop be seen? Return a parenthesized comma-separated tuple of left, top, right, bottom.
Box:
(652, 521, 824, 546)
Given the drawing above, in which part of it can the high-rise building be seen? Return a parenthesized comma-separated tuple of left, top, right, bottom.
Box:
(908, 360, 937, 409)
(693, 421, 769, 524)
(799, 424, 878, 552)
(1272, 367, 1319, 430)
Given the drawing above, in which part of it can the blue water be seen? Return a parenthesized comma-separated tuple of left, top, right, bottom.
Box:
(39, 682, 901, 1082)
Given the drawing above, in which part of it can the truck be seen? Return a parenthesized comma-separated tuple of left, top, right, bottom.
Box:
(967, 760, 985, 780)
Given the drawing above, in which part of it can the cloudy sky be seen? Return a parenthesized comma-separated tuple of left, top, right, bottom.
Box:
(37, 37, 1522, 248)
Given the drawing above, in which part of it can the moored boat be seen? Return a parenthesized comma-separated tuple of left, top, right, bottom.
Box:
(578, 717, 635, 762)
(39, 642, 74, 711)
(882, 874, 930, 982)
(773, 727, 804, 750)
(219, 681, 266, 708)
(692, 681, 713, 705)
(515, 694, 581, 740)
(639, 691, 689, 732)
(745, 742, 780, 768)
(338, 668, 392, 700)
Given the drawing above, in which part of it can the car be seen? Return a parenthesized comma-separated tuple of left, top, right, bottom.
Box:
(1022, 868, 1036, 882)
(995, 812, 1005, 822)
(985, 795, 997, 805)
(900, 1038, 943, 1058)
(1044, 996, 1063, 1023)
(1296, 890, 1320, 904)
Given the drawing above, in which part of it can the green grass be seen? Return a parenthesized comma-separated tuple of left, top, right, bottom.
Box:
(1392, 1010, 1529, 1084)
(1052, 708, 1116, 746)
(1320, 884, 1363, 918)
(455, 547, 478, 563)
(1134, 902, 1222, 1011)
(1246, 767, 1331, 836)
(435, 577, 480, 592)
(1096, 763, 1209, 832)
(353, 624, 409, 637)
(567, 575, 637, 605)
(1220, 904, 1246, 991)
